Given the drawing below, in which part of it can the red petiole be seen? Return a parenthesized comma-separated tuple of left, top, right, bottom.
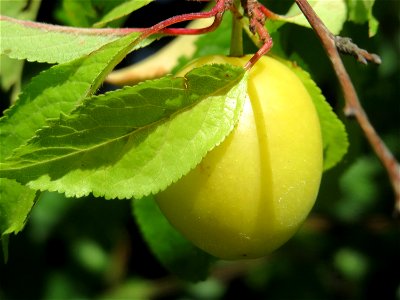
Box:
(1, 0, 276, 69)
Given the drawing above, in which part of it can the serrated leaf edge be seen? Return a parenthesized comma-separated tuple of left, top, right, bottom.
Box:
(3, 66, 247, 200)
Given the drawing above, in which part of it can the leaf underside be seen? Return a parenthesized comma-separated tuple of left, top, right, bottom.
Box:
(0, 177, 38, 261)
(0, 178, 37, 237)
(93, 0, 153, 28)
(133, 196, 215, 282)
(347, 0, 379, 36)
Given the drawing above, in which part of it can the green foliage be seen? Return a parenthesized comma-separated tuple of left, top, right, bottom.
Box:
(0, 32, 142, 161)
(284, 60, 349, 170)
(0, 178, 37, 260)
(55, 0, 100, 27)
(0, 65, 246, 199)
(54, 0, 152, 28)
(279, 0, 347, 34)
(334, 247, 369, 281)
(0, 178, 37, 237)
(336, 157, 380, 221)
(93, 0, 153, 28)
(0, 0, 41, 19)
(133, 196, 215, 281)
(1, 0, 397, 298)
(0, 17, 139, 64)
(347, 0, 379, 36)
(0, 0, 41, 94)
(0, 54, 24, 93)
(0, 0, 360, 256)
(0, 32, 149, 240)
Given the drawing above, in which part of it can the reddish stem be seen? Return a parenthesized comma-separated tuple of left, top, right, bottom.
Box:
(0, 15, 141, 35)
(244, 36, 272, 70)
(258, 3, 281, 20)
(241, 0, 274, 69)
(145, 0, 230, 36)
(158, 9, 224, 35)
(0, 1, 229, 37)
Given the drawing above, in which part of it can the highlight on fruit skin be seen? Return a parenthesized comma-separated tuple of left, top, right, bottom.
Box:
(156, 55, 323, 260)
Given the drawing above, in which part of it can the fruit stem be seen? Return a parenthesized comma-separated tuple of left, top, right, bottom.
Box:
(229, 0, 243, 57)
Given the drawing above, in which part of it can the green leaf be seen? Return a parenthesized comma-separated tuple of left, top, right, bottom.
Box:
(0, 32, 140, 248)
(0, 0, 41, 93)
(1, 1, 39, 255)
(347, 0, 379, 37)
(0, 16, 149, 64)
(0, 178, 37, 239)
(55, 0, 99, 27)
(0, 55, 24, 92)
(55, 0, 146, 28)
(133, 196, 215, 281)
(336, 157, 380, 222)
(282, 59, 349, 170)
(280, 0, 347, 35)
(93, 0, 153, 28)
(0, 65, 247, 200)
(0, 32, 142, 162)
(173, 12, 232, 73)
(0, 0, 42, 20)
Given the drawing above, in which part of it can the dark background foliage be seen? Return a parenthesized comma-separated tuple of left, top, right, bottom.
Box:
(0, 0, 399, 299)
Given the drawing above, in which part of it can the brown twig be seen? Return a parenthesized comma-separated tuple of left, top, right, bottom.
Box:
(294, 0, 400, 214)
(334, 36, 382, 65)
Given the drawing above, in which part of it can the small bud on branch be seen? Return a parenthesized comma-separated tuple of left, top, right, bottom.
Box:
(335, 36, 382, 65)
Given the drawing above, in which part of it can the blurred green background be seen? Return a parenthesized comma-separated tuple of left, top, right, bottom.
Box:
(0, 0, 399, 299)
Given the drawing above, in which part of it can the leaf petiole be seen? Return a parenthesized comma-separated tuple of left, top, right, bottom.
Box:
(229, 0, 243, 57)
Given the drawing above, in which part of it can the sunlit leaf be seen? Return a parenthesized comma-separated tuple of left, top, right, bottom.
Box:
(0, 0, 42, 20)
(0, 0, 41, 93)
(0, 32, 142, 162)
(280, 0, 347, 35)
(0, 16, 152, 64)
(0, 65, 247, 200)
(0, 32, 143, 248)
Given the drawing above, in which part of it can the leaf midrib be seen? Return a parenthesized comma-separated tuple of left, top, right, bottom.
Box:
(1, 69, 245, 173)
